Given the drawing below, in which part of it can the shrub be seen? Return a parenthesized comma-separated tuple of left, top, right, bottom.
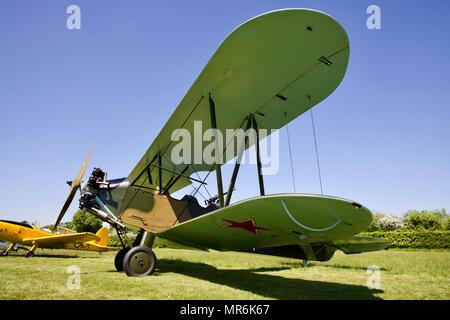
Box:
(71, 210, 103, 233)
(403, 209, 448, 231)
(362, 230, 450, 249)
(444, 217, 450, 231)
(108, 235, 136, 248)
(367, 212, 402, 232)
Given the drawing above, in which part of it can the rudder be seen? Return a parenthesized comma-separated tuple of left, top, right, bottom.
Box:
(95, 226, 109, 247)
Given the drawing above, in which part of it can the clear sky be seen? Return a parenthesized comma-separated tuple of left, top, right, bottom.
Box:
(0, 0, 449, 225)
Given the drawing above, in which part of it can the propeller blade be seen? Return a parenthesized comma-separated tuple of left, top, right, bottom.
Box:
(53, 154, 90, 230)
(72, 153, 91, 190)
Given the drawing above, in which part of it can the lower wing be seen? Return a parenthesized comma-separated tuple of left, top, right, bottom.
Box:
(23, 233, 99, 248)
(158, 194, 373, 251)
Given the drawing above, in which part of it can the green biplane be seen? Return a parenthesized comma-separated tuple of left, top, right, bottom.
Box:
(53, 8, 388, 277)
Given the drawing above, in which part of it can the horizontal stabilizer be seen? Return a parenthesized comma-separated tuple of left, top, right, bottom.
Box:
(332, 236, 389, 254)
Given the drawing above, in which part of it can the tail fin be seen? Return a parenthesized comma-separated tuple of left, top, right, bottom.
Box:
(95, 226, 109, 247)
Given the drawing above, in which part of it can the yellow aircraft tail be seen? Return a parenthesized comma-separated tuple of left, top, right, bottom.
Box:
(95, 226, 109, 247)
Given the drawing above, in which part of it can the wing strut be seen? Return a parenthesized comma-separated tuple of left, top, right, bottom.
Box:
(158, 154, 163, 194)
(129, 152, 205, 194)
(208, 94, 224, 207)
(224, 113, 266, 205)
(164, 165, 190, 193)
(129, 153, 159, 186)
(252, 114, 265, 196)
(225, 115, 253, 206)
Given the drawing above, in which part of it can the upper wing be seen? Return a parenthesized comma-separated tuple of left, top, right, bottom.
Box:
(157, 194, 372, 251)
(23, 233, 99, 247)
(125, 9, 349, 195)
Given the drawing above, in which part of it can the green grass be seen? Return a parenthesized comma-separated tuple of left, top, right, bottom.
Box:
(0, 248, 449, 300)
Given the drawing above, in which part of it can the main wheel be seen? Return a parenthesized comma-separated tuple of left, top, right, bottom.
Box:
(114, 247, 131, 272)
(0, 250, 9, 256)
(122, 246, 157, 277)
(25, 251, 34, 258)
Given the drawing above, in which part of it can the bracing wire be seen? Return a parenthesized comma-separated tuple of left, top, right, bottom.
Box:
(310, 108, 323, 195)
(190, 184, 207, 201)
(171, 166, 214, 227)
(193, 167, 212, 199)
(284, 112, 297, 193)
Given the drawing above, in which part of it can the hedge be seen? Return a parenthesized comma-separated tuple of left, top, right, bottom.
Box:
(108, 235, 135, 248)
(361, 231, 450, 249)
(108, 231, 450, 250)
(107, 235, 165, 248)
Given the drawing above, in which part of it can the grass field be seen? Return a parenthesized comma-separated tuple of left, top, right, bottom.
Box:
(0, 248, 449, 300)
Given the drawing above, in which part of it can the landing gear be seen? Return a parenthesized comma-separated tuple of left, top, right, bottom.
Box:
(1, 243, 16, 256)
(25, 243, 37, 258)
(114, 247, 131, 272)
(122, 246, 157, 277)
(302, 259, 309, 268)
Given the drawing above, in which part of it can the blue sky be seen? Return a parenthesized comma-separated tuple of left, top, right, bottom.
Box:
(0, 0, 449, 225)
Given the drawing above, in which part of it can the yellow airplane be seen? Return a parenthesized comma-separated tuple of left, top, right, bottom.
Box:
(0, 220, 115, 257)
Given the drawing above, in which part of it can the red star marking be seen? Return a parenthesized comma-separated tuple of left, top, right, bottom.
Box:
(223, 219, 269, 235)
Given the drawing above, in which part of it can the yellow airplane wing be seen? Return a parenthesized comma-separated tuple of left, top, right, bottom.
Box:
(22, 233, 99, 246)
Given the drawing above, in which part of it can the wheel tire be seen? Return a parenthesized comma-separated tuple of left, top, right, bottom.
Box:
(123, 246, 157, 277)
(0, 250, 9, 256)
(25, 251, 34, 258)
(114, 247, 131, 272)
